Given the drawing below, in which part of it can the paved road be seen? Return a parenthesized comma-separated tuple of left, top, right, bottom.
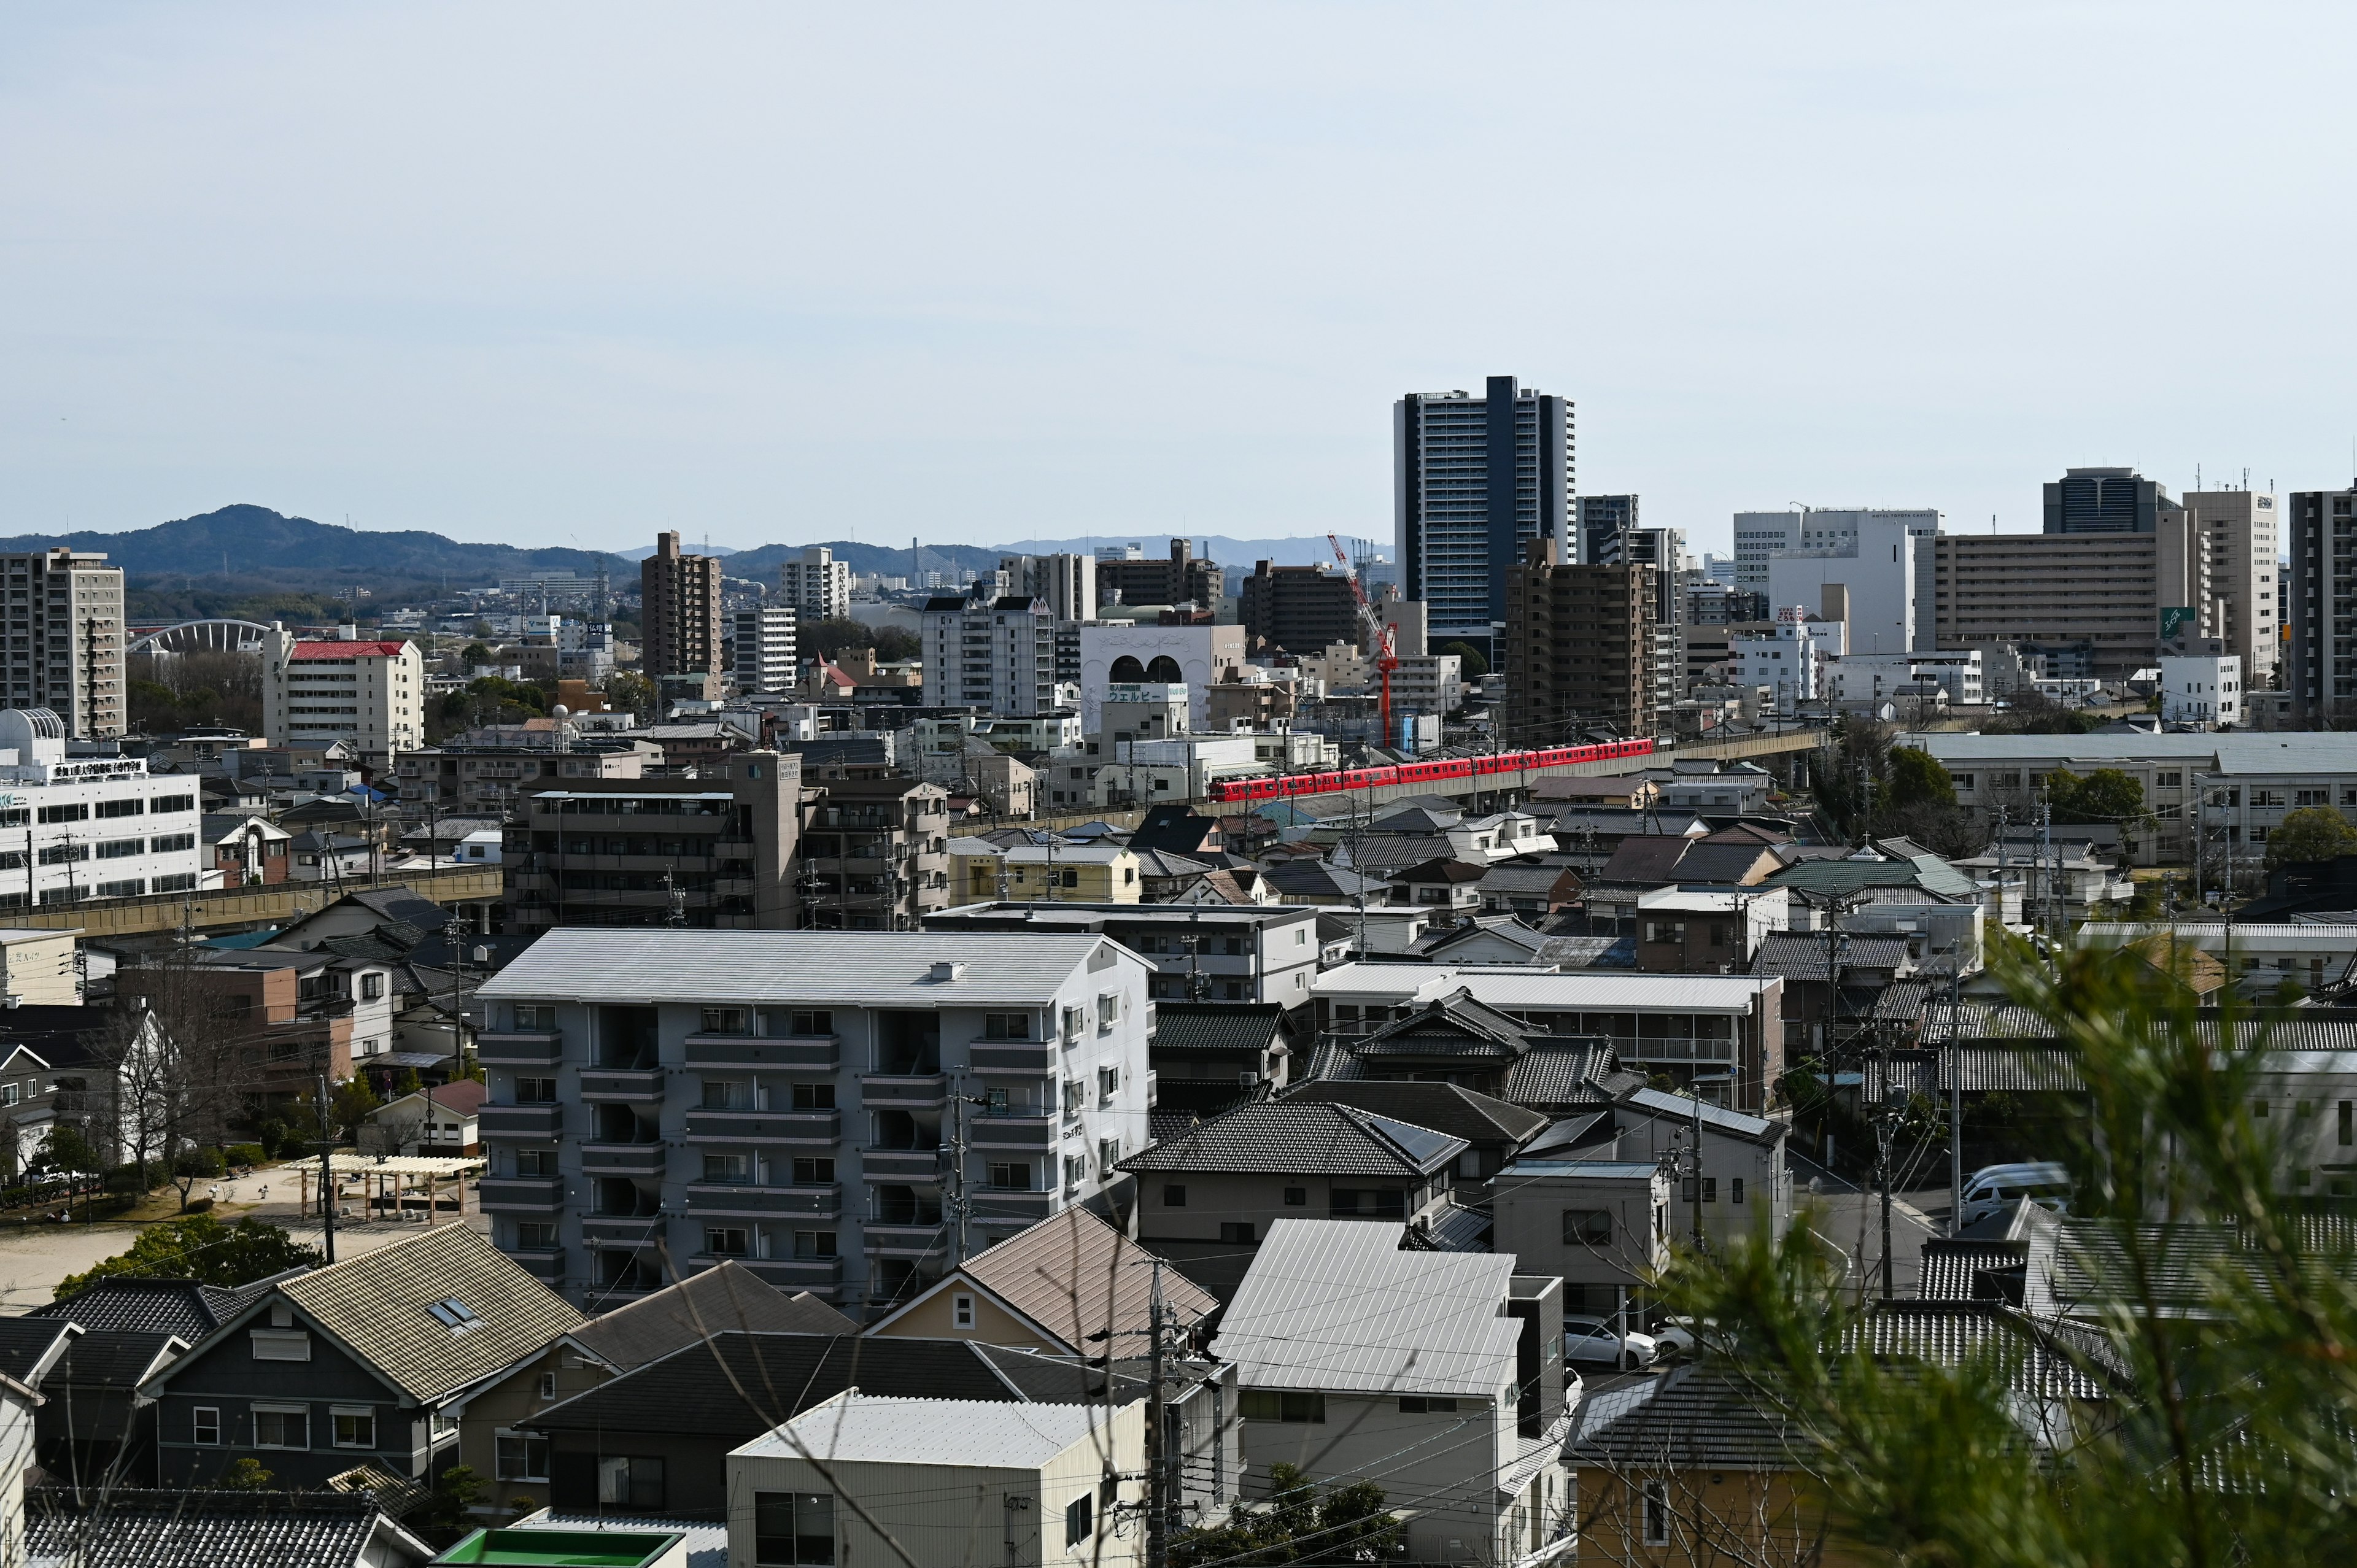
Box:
(1788, 1150, 1949, 1299)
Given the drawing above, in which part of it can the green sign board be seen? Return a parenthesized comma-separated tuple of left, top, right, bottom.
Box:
(2159, 606, 2197, 641)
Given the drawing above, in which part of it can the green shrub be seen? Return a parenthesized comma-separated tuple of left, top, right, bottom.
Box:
(224, 1144, 266, 1167)
(182, 1197, 213, 1215)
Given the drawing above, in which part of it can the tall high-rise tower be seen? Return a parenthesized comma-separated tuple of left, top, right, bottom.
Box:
(639, 530, 725, 681)
(1395, 375, 1574, 662)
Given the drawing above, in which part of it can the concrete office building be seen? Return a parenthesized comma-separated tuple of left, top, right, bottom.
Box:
(2289, 484, 2357, 718)
(1237, 562, 1360, 655)
(475, 929, 1156, 1310)
(998, 553, 1095, 624)
(1395, 375, 1575, 663)
(640, 531, 726, 682)
(1075, 623, 1246, 733)
(0, 707, 201, 906)
(731, 605, 798, 694)
(919, 592, 1056, 717)
(2159, 651, 2241, 728)
(2184, 489, 2281, 686)
(1732, 507, 1940, 597)
(1576, 493, 1638, 566)
(0, 549, 126, 739)
(263, 625, 425, 758)
(2046, 465, 2181, 535)
(1759, 513, 1937, 656)
(779, 546, 853, 624)
(1094, 539, 1222, 610)
(1503, 543, 1653, 741)
(1930, 530, 2205, 679)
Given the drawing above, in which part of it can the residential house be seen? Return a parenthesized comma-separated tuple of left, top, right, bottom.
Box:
(1212, 1219, 1573, 1567)
(946, 841, 1142, 905)
(1633, 885, 1790, 974)
(0, 1000, 167, 1174)
(24, 1489, 431, 1568)
(1388, 857, 1488, 920)
(1750, 931, 1924, 1059)
(1491, 1159, 1671, 1326)
(1280, 1079, 1547, 1187)
(202, 813, 293, 887)
(1602, 1086, 1793, 1249)
(1530, 774, 1658, 809)
(1144, 1002, 1293, 1118)
(1117, 1099, 1466, 1297)
(185, 946, 403, 1097)
(1130, 848, 1214, 902)
(1258, 859, 1391, 909)
(143, 1225, 586, 1489)
(726, 1394, 1148, 1568)
(9, 1315, 184, 1488)
(363, 1081, 488, 1157)
(474, 929, 1155, 1312)
(1479, 861, 1583, 919)
(287, 831, 375, 884)
(1649, 759, 1777, 814)
(449, 1260, 857, 1521)
(1584, 836, 1787, 932)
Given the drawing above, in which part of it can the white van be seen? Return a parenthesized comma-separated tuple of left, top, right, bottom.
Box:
(1959, 1162, 2073, 1229)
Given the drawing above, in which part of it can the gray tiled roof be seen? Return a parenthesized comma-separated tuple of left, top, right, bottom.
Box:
(1569, 1364, 1807, 1469)
(1118, 1100, 1466, 1176)
(1148, 1002, 1287, 1055)
(0, 1318, 74, 1385)
(1750, 932, 1913, 982)
(1501, 1044, 1626, 1108)
(1282, 1080, 1548, 1146)
(31, 1276, 275, 1338)
(25, 1488, 422, 1568)
(48, 1329, 182, 1391)
(570, 1259, 857, 1372)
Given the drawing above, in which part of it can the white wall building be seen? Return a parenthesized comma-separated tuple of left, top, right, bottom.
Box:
(779, 546, 853, 623)
(921, 593, 1057, 716)
(731, 605, 798, 693)
(1089, 735, 1263, 808)
(1731, 610, 1842, 709)
(0, 708, 202, 906)
(1757, 511, 1940, 656)
(263, 625, 424, 759)
(999, 553, 1097, 624)
(476, 929, 1158, 1310)
(1076, 623, 1246, 732)
(2161, 652, 2241, 727)
(1825, 649, 1984, 706)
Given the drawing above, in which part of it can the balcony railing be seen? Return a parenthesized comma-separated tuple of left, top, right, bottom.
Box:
(579, 1068, 665, 1102)
(481, 1104, 563, 1138)
(581, 1143, 668, 1177)
(859, 1073, 949, 1108)
(479, 1176, 563, 1211)
(582, 1214, 667, 1242)
(744, 1257, 844, 1291)
(683, 1108, 841, 1144)
(967, 1116, 1055, 1150)
(861, 1148, 942, 1180)
(681, 1034, 838, 1070)
(683, 1183, 842, 1219)
(967, 1043, 1052, 1073)
(476, 1030, 562, 1067)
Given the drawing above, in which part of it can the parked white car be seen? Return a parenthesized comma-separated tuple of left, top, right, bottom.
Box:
(1959, 1162, 2073, 1229)
(1651, 1318, 1724, 1359)
(1565, 1315, 1659, 1371)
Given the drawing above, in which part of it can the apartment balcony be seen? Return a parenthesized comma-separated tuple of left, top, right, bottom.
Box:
(862, 1220, 949, 1257)
(967, 1043, 1052, 1074)
(481, 1104, 563, 1139)
(683, 1183, 842, 1220)
(743, 1257, 843, 1292)
(970, 1188, 1055, 1225)
(968, 1115, 1056, 1151)
(579, 1068, 666, 1102)
(478, 1176, 563, 1211)
(683, 1108, 840, 1144)
(509, 1248, 564, 1285)
(859, 1073, 950, 1108)
(716, 838, 756, 857)
(861, 1148, 942, 1180)
(682, 1034, 838, 1070)
(476, 1030, 563, 1067)
(581, 1143, 669, 1178)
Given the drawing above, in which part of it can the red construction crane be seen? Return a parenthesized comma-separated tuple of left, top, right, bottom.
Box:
(1328, 534, 1400, 733)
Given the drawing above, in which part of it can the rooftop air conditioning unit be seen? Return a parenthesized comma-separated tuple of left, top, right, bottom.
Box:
(1237, 1071, 1260, 1087)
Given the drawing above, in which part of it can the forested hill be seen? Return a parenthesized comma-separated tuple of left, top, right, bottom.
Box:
(0, 505, 628, 583)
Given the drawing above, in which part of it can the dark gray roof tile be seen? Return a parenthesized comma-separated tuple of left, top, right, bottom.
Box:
(1118, 1100, 1466, 1177)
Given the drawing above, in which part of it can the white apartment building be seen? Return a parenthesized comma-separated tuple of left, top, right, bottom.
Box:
(263, 625, 425, 759)
(920, 593, 1056, 716)
(1746, 510, 1940, 655)
(1387, 652, 1465, 718)
(2185, 489, 2279, 685)
(1089, 735, 1263, 808)
(0, 549, 126, 738)
(1075, 622, 1246, 732)
(2161, 652, 2241, 727)
(779, 546, 853, 622)
(475, 929, 1157, 1311)
(1732, 611, 1843, 708)
(999, 553, 1096, 623)
(0, 708, 201, 906)
(730, 605, 797, 693)
(1825, 649, 1984, 706)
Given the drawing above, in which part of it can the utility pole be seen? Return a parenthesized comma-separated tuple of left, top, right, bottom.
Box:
(1875, 1087, 1895, 1300)
(1145, 1258, 1171, 1568)
(315, 1072, 338, 1264)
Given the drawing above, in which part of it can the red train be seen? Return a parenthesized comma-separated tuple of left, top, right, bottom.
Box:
(1203, 738, 1657, 805)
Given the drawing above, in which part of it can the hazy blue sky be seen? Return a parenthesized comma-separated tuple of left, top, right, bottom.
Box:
(4, 3, 2353, 559)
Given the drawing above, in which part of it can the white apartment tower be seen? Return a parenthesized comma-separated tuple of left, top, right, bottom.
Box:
(780, 547, 853, 623)
(2184, 489, 2280, 686)
(999, 553, 1096, 624)
(264, 625, 425, 759)
(0, 550, 126, 739)
(732, 605, 798, 693)
(921, 592, 1056, 716)
(1741, 508, 1941, 656)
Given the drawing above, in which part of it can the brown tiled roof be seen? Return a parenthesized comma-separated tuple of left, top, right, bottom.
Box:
(958, 1208, 1223, 1345)
(277, 1226, 584, 1402)
(571, 1258, 859, 1371)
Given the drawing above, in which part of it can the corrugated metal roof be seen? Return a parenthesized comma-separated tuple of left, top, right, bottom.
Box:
(1501, 1161, 1662, 1180)
(1623, 1086, 1774, 1140)
(481, 929, 1129, 1005)
(1905, 732, 2357, 774)
(736, 1392, 1117, 1467)
(1212, 1220, 1521, 1397)
(1312, 964, 1776, 1013)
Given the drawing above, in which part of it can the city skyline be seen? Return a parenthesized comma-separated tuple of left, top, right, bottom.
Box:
(4, 4, 2354, 560)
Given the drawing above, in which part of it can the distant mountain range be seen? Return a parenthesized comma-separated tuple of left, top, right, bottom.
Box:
(0, 506, 1371, 595)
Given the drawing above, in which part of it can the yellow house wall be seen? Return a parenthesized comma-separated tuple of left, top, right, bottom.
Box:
(867, 1280, 1064, 1353)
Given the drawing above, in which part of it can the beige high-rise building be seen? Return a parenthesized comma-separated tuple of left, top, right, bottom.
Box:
(0, 549, 126, 738)
(1930, 520, 2210, 679)
(264, 625, 425, 758)
(2183, 489, 2280, 686)
(1504, 540, 1654, 741)
(638, 531, 725, 681)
